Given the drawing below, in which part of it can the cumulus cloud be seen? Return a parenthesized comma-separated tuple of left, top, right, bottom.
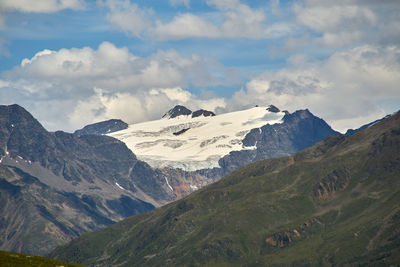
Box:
(103, 0, 153, 38)
(169, 0, 190, 8)
(103, 0, 293, 40)
(0, 0, 85, 13)
(230, 45, 400, 132)
(0, 42, 234, 131)
(293, 0, 400, 48)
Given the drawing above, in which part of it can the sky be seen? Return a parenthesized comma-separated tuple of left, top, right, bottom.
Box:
(0, 0, 399, 133)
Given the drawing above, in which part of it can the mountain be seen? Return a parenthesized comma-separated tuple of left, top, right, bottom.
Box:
(0, 250, 83, 267)
(74, 119, 128, 136)
(162, 105, 193, 119)
(109, 105, 338, 173)
(52, 111, 400, 266)
(0, 104, 338, 256)
(0, 104, 176, 255)
(345, 114, 391, 135)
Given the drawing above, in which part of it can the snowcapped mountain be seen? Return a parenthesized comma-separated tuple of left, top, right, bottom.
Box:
(109, 105, 285, 171)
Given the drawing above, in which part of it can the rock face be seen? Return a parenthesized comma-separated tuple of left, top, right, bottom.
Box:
(266, 105, 280, 113)
(162, 105, 216, 119)
(192, 109, 216, 118)
(217, 109, 339, 176)
(313, 168, 350, 200)
(162, 105, 192, 119)
(0, 104, 177, 255)
(74, 119, 128, 136)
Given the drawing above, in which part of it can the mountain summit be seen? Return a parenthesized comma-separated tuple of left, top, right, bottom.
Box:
(162, 105, 192, 119)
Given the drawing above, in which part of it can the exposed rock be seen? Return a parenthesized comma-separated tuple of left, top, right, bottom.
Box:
(162, 105, 192, 119)
(192, 109, 216, 118)
(74, 119, 128, 136)
(314, 168, 350, 200)
(266, 105, 280, 113)
(265, 219, 316, 247)
(173, 128, 190, 136)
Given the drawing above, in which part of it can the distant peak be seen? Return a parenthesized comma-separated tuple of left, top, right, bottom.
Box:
(266, 105, 280, 113)
(162, 105, 192, 119)
(192, 109, 215, 118)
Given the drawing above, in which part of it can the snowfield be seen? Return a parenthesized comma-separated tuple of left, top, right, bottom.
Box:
(109, 106, 285, 171)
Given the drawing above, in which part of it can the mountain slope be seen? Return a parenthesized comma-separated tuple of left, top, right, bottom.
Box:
(0, 250, 83, 267)
(52, 111, 400, 266)
(74, 119, 128, 136)
(345, 114, 391, 135)
(0, 104, 175, 255)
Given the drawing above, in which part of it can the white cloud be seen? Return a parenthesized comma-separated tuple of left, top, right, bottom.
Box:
(104, 0, 153, 38)
(153, 13, 220, 40)
(294, 4, 377, 33)
(0, 42, 234, 131)
(169, 0, 190, 8)
(292, 0, 400, 48)
(230, 45, 400, 132)
(103, 0, 293, 40)
(0, 0, 85, 13)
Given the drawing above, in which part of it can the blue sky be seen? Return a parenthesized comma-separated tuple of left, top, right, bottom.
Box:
(0, 0, 399, 132)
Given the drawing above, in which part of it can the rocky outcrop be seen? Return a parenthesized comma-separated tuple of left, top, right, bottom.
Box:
(162, 105, 216, 119)
(74, 119, 128, 136)
(266, 105, 280, 113)
(314, 168, 350, 200)
(192, 109, 216, 118)
(157, 168, 216, 199)
(265, 219, 317, 247)
(162, 105, 192, 119)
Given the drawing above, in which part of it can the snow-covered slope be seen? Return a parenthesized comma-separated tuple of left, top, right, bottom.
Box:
(109, 106, 285, 171)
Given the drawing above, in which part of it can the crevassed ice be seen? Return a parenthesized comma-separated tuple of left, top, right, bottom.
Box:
(109, 106, 284, 171)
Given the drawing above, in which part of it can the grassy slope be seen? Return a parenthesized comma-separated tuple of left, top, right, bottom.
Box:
(52, 112, 400, 266)
(0, 250, 83, 267)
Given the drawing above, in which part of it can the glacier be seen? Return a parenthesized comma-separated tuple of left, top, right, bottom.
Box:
(109, 106, 285, 171)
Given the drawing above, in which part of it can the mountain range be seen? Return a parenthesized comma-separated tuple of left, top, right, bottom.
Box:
(0, 104, 338, 256)
(52, 110, 400, 266)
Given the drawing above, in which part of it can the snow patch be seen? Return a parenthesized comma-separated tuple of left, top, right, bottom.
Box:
(190, 185, 199, 191)
(165, 177, 173, 191)
(115, 182, 126, 190)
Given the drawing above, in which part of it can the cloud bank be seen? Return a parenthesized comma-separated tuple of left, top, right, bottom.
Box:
(0, 42, 231, 131)
(102, 0, 293, 40)
(1, 42, 399, 133)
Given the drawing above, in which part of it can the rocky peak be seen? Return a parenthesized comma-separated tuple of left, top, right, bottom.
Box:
(191, 109, 216, 118)
(74, 119, 128, 136)
(162, 105, 192, 119)
(266, 105, 280, 113)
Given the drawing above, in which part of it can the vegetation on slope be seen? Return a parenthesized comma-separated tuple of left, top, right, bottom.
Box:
(52, 112, 400, 266)
(0, 250, 83, 267)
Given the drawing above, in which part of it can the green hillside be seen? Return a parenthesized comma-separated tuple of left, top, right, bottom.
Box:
(0, 250, 83, 267)
(51, 112, 400, 266)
